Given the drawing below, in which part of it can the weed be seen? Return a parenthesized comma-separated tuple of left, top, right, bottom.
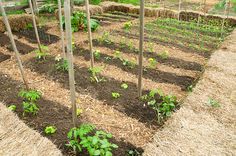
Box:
(112, 92, 121, 99)
(66, 124, 118, 155)
(44, 126, 57, 135)
(88, 66, 106, 83)
(148, 58, 157, 68)
(207, 98, 220, 108)
(8, 105, 16, 111)
(121, 83, 128, 89)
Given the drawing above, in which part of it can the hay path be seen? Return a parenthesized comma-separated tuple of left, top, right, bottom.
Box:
(143, 30, 236, 155)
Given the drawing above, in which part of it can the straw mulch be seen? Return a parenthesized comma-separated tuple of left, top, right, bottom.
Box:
(0, 102, 62, 156)
(0, 14, 34, 32)
(143, 30, 236, 155)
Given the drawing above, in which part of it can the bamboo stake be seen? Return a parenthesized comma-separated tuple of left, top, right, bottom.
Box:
(58, 0, 66, 58)
(29, 0, 42, 52)
(221, 0, 229, 37)
(197, 0, 202, 26)
(0, 0, 29, 90)
(138, 0, 144, 97)
(85, 0, 94, 68)
(203, 0, 206, 16)
(178, 0, 181, 21)
(64, 0, 77, 127)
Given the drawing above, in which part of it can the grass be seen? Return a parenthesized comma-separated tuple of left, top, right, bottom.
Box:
(0, 10, 25, 16)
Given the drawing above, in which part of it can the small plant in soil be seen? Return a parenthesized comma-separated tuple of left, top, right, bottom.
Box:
(120, 37, 127, 48)
(94, 50, 101, 60)
(123, 21, 132, 32)
(18, 90, 41, 116)
(88, 66, 106, 83)
(55, 56, 69, 72)
(187, 85, 193, 92)
(127, 149, 141, 156)
(26, 23, 33, 30)
(104, 56, 112, 61)
(44, 126, 57, 135)
(98, 31, 111, 44)
(76, 108, 83, 116)
(207, 98, 220, 108)
(112, 92, 121, 99)
(148, 58, 157, 69)
(113, 50, 122, 60)
(122, 58, 136, 69)
(8, 104, 16, 111)
(147, 42, 154, 53)
(66, 124, 118, 155)
(34, 45, 49, 60)
(121, 83, 128, 89)
(141, 89, 177, 123)
(158, 50, 169, 59)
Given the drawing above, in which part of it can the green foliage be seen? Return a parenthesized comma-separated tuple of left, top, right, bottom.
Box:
(207, 98, 220, 108)
(127, 149, 141, 156)
(148, 58, 157, 68)
(98, 31, 111, 44)
(34, 45, 49, 60)
(187, 85, 193, 92)
(63, 11, 99, 32)
(121, 83, 128, 89)
(122, 58, 136, 69)
(141, 89, 177, 123)
(90, 0, 101, 5)
(76, 108, 83, 116)
(39, 4, 57, 13)
(158, 50, 169, 59)
(44, 126, 57, 134)
(147, 42, 154, 53)
(18, 90, 41, 115)
(123, 21, 132, 32)
(55, 57, 69, 72)
(8, 105, 17, 111)
(88, 66, 106, 83)
(112, 92, 121, 99)
(94, 50, 101, 60)
(113, 50, 122, 60)
(26, 23, 33, 30)
(0, 10, 24, 16)
(117, 0, 139, 5)
(66, 124, 118, 155)
(214, 0, 226, 10)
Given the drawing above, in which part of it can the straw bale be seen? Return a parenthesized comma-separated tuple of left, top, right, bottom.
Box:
(0, 102, 62, 156)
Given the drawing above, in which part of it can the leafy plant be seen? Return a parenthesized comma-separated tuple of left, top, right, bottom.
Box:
(18, 90, 41, 115)
(76, 108, 83, 116)
(26, 23, 33, 30)
(122, 58, 136, 69)
(98, 31, 111, 44)
(44, 126, 57, 134)
(147, 42, 154, 53)
(34, 45, 49, 60)
(66, 124, 118, 155)
(8, 105, 16, 111)
(187, 85, 193, 92)
(158, 50, 169, 59)
(94, 50, 101, 60)
(123, 21, 132, 32)
(55, 57, 69, 72)
(127, 149, 141, 156)
(88, 66, 105, 83)
(121, 83, 128, 89)
(207, 98, 220, 108)
(104, 56, 112, 61)
(113, 50, 122, 60)
(112, 92, 121, 99)
(148, 58, 157, 68)
(39, 3, 57, 13)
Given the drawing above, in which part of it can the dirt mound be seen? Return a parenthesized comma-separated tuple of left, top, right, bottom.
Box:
(0, 102, 62, 156)
(143, 30, 236, 155)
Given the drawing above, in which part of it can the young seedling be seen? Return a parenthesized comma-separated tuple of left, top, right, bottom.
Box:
(122, 58, 136, 69)
(98, 31, 111, 44)
(94, 50, 101, 60)
(88, 66, 105, 83)
(76, 108, 83, 116)
(34, 45, 49, 60)
(123, 21, 132, 32)
(158, 50, 169, 59)
(207, 98, 220, 108)
(104, 56, 112, 61)
(147, 42, 154, 53)
(127, 149, 141, 156)
(121, 83, 128, 89)
(148, 58, 157, 69)
(66, 124, 118, 155)
(112, 92, 121, 99)
(120, 36, 127, 48)
(8, 104, 16, 111)
(187, 85, 193, 92)
(55, 56, 69, 72)
(44, 126, 57, 135)
(18, 90, 41, 116)
(113, 50, 122, 60)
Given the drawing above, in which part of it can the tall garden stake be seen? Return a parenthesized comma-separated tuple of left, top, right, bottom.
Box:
(65, 0, 77, 127)
(29, 0, 42, 52)
(0, 0, 29, 90)
(138, 0, 144, 97)
(178, 0, 181, 21)
(221, 0, 229, 37)
(197, 0, 202, 26)
(58, 0, 66, 58)
(85, 0, 94, 68)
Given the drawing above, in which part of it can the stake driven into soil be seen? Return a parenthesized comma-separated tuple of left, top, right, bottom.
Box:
(85, 0, 94, 68)
(221, 0, 229, 37)
(0, 0, 29, 90)
(58, 0, 66, 58)
(64, 0, 77, 127)
(138, 0, 144, 97)
(29, 0, 42, 52)
(178, 0, 182, 21)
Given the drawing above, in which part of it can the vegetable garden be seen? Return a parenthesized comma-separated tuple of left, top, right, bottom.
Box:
(0, 0, 235, 156)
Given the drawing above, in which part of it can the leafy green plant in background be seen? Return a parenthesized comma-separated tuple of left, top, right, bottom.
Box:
(44, 126, 57, 134)
(18, 90, 41, 116)
(34, 45, 49, 60)
(117, 0, 139, 5)
(8, 105, 17, 111)
(39, 3, 57, 13)
(88, 66, 106, 83)
(66, 124, 118, 155)
(55, 56, 69, 72)
(112, 92, 121, 99)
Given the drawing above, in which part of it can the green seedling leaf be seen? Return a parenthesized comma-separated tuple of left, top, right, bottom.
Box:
(121, 83, 128, 89)
(44, 126, 57, 134)
(8, 105, 16, 111)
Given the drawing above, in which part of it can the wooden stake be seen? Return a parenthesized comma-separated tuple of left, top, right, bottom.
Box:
(178, 0, 182, 21)
(29, 0, 42, 52)
(0, 0, 29, 90)
(138, 0, 144, 97)
(197, 0, 202, 26)
(64, 0, 77, 127)
(58, 0, 66, 58)
(85, 0, 94, 68)
(221, 0, 229, 37)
